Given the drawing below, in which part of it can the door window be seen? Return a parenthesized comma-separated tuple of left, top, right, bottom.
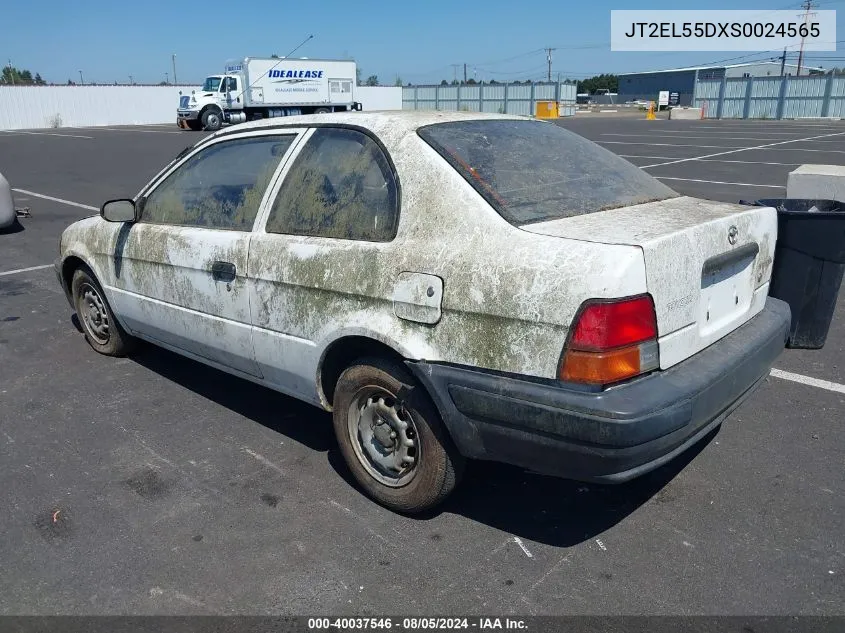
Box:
(141, 135, 295, 231)
(265, 128, 399, 241)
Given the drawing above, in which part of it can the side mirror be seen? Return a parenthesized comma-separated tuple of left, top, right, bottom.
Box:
(101, 199, 137, 223)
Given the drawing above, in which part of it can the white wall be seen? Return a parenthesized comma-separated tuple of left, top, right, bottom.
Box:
(0, 86, 202, 130)
(356, 86, 403, 111)
(0, 85, 404, 130)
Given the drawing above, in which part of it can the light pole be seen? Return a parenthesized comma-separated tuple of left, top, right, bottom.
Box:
(129, 74, 133, 85)
(172, 53, 177, 85)
(78, 70, 84, 85)
(165, 72, 169, 85)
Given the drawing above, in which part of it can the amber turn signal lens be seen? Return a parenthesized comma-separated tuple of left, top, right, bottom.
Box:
(559, 344, 642, 385)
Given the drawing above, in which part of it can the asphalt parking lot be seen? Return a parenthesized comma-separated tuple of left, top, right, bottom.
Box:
(0, 118, 843, 616)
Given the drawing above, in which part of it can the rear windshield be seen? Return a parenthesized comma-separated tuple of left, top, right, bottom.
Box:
(418, 119, 677, 225)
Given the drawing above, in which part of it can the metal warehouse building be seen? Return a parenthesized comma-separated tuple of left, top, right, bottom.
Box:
(618, 62, 825, 106)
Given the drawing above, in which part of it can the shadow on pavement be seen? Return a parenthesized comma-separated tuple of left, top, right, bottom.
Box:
(130, 344, 335, 453)
(0, 219, 25, 234)
(434, 429, 716, 547)
(128, 342, 718, 547)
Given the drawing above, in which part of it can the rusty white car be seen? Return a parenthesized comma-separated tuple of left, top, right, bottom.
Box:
(55, 112, 791, 513)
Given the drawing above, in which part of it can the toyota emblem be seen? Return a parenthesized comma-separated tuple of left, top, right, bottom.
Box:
(728, 225, 738, 245)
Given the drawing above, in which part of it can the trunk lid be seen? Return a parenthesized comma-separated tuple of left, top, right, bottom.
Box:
(522, 196, 778, 369)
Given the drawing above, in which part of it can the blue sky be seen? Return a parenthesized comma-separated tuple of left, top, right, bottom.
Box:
(3, 0, 845, 85)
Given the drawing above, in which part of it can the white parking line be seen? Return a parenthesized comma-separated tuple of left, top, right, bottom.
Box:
(0, 130, 93, 139)
(654, 176, 782, 188)
(640, 130, 845, 168)
(0, 264, 53, 277)
(600, 141, 738, 149)
(603, 133, 803, 141)
(771, 369, 845, 394)
(619, 155, 802, 166)
(94, 128, 183, 134)
(11, 188, 98, 211)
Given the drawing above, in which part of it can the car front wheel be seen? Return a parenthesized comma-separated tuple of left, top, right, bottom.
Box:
(71, 267, 135, 357)
(332, 357, 464, 513)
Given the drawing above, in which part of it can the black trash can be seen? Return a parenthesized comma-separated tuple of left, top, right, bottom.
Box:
(742, 198, 845, 349)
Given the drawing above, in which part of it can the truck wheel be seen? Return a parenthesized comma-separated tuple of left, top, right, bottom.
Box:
(186, 120, 202, 131)
(332, 357, 464, 514)
(314, 107, 331, 114)
(71, 267, 136, 357)
(201, 109, 223, 131)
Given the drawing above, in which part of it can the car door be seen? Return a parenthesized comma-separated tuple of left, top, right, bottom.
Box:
(247, 127, 401, 401)
(107, 131, 302, 377)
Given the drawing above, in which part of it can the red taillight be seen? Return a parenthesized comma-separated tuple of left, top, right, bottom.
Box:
(560, 295, 659, 386)
(569, 296, 657, 351)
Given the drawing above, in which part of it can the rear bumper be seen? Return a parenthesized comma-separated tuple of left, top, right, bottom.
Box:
(407, 297, 791, 483)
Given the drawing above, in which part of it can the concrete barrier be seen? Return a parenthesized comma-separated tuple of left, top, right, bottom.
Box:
(787, 164, 845, 202)
(668, 107, 703, 120)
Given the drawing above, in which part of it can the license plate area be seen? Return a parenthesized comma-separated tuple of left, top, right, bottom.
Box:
(699, 243, 759, 337)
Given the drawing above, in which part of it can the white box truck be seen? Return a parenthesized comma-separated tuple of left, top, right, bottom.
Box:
(177, 57, 360, 131)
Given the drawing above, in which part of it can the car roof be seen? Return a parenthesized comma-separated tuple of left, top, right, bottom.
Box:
(206, 110, 536, 143)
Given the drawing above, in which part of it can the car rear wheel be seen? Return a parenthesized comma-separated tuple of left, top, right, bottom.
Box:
(332, 357, 464, 513)
(71, 267, 135, 357)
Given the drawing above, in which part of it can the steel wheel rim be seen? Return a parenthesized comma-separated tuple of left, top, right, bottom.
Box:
(347, 386, 420, 487)
(207, 113, 220, 128)
(79, 282, 110, 345)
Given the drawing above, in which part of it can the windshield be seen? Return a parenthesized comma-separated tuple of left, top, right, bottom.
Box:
(202, 76, 222, 92)
(418, 119, 678, 225)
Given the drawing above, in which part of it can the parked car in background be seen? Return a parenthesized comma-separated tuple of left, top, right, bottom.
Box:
(56, 111, 798, 513)
(0, 172, 18, 230)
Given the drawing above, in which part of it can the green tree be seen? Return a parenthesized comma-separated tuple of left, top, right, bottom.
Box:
(394, 76, 403, 86)
(270, 54, 280, 59)
(2, 65, 41, 85)
(34, 73, 45, 85)
(365, 75, 379, 86)
(576, 73, 618, 95)
(466, 78, 477, 85)
(440, 79, 448, 85)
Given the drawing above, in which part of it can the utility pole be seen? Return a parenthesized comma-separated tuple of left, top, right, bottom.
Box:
(780, 48, 787, 76)
(129, 74, 133, 85)
(172, 54, 177, 85)
(451, 64, 460, 83)
(545, 47, 556, 82)
(165, 72, 169, 85)
(463, 63, 467, 83)
(78, 70, 84, 85)
(797, 0, 817, 76)
(7, 59, 14, 85)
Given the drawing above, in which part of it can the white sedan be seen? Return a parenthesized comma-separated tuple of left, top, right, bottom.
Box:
(56, 111, 792, 512)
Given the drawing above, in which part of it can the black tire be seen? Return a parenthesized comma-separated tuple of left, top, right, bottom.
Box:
(71, 267, 136, 357)
(314, 107, 331, 114)
(186, 119, 203, 131)
(201, 108, 223, 131)
(332, 357, 464, 513)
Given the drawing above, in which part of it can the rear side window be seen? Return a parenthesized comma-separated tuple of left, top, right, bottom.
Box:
(266, 127, 398, 241)
(418, 120, 677, 225)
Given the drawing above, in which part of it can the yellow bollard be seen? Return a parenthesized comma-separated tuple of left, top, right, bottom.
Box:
(646, 101, 656, 120)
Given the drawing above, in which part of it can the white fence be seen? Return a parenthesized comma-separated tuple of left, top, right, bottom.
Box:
(0, 85, 404, 130)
